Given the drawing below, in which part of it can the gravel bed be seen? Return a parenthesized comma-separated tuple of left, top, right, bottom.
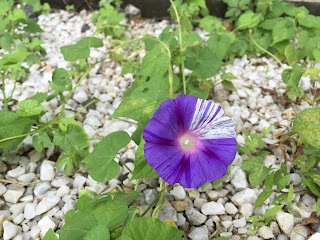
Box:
(0, 9, 319, 240)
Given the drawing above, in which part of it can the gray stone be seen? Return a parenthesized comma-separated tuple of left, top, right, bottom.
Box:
(258, 226, 274, 239)
(57, 185, 70, 197)
(231, 168, 248, 191)
(185, 207, 207, 225)
(30, 226, 40, 239)
(177, 213, 186, 226)
(72, 175, 87, 189)
(144, 189, 158, 205)
(3, 220, 21, 240)
(40, 160, 55, 181)
(239, 203, 254, 217)
(289, 225, 308, 240)
(194, 198, 208, 210)
(17, 173, 36, 183)
(24, 203, 36, 220)
(51, 176, 72, 188)
(309, 233, 320, 240)
(34, 182, 51, 196)
(3, 186, 25, 203)
(158, 205, 178, 222)
(290, 173, 302, 186)
(9, 203, 26, 217)
(0, 215, 8, 236)
(7, 166, 25, 178)
(0, 183, 7, 196)
(36, 196, 60, 215)
(73, 88, 88, 103)
(221, 220, 232, 228)
(231, 189, 257, 206)
(13, 213, 24, 225)
(302, 194, 316, 206)
(170, 185, 186, 201)
(276, 211, 294, 235)
(189, 225, 208, 240)
(201, 202, 225, 215)
(225, 202, 238, 214)
(233, 218, 246, 228)
(38, 216, 57, 238)
(186, 188, 200, 200)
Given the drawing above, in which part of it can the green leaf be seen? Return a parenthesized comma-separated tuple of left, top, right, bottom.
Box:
(277, 175, 291, 191)
(58, 199, 128, 240)
(60, 37, 103, 62)
(53, 124, 89, 162)
(111, 78, 169, 125)
(313, 49, 320, 62)
(76, 190, 98, 210)
(123, 217, 183, 240)
(131, 123, 144, 145)
(249, 166, 269, 186)
(0, 111, 31, 155)
(43, 229, 59, 240)
(116, 236, 132, 240)
(131, 139, 158, 180)
(32, 131, 52, 152)
(185, 47, 222, 79)
(50, 68, 72, 92)
(237, 11, 262, 30)
(298, 31, 320, 59)
(207, 33, 234, 60)
(56, 153, 73, 175)
(84, 226, 110, 240)
(255, 190, 272, 207)
(20, 18, 44, 33)
(284, 44, 302, 66)
(287, 184, 294, 209)
(296, 11, 320, 29)
(281, 64, 303, 88)
(272, 18, 297, 45)
(17, 99, 46, 117)
(272, 193, 287, 205)
(187, 86, 209, 99)
(221, 80, 236, 90)
(293, 108, 320, 148)
(140, 48, 170, 77)
(82, 131, 131, 182)
(102, 191, 142, 203)
(317, 198, 320, 212)
(265, 172, 275, 190)
(264, 205, 284, 218)
(242, 157, 263, 171)
(31, 92, 48, 103)
(0, 32, 13, 51)
(304, 177, 320, 196)
(121, 64, 138, 76)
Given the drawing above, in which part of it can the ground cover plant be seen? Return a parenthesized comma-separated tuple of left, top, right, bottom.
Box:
(0, 0, 320, 239)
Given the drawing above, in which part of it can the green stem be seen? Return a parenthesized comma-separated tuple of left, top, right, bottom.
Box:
(1, 73, 8, 111)
(305, 95, 317, 107)
(249, 30, 284, 69)
(8, 80, 16, 103)
(152, 180, 166, 218)
(72, 98, 98, 118)
(65, 66, 91, 101)
(0, 122, 56, 144)
(88, 137, 103, 141)
(170, 0, 186, 95)
(134, 179, 140, 192)
(117, 157, 133, 174)
(140, 188, 165, 217)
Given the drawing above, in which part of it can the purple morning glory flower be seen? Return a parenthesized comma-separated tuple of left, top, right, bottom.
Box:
(143, 95, 237, 188)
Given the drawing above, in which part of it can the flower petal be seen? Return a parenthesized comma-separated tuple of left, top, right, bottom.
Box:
(144, 143, 185, 184)
(190, 98, 235, 139)
(174, 95, 197, 131)
(202, 138, 237, 165)
(143, 99, 179, 143)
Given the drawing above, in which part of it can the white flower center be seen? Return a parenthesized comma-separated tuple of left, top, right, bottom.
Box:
(179, 133, 197, 151)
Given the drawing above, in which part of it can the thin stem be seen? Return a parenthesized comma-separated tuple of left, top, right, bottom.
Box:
(65, 66, 91, 101)
(152, 180, 166, 218)
(140, 188, 165, 217)
(88, 137, 103, 141)
(117, 157, 133, 174)
(0, 122, 56, 144)
(170, 0, 186, 95)
(72, 98, 98, 118)
(134, 179, 140, 192)
(249, 30, 284, 69)
(8, 80, 16, 103)
(1, 73, 8, 111)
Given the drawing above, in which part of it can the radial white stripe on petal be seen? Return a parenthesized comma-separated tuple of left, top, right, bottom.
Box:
(190, 99, 235, 139)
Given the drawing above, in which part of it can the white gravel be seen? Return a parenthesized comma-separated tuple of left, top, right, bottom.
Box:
(0, 7, 319, 240)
